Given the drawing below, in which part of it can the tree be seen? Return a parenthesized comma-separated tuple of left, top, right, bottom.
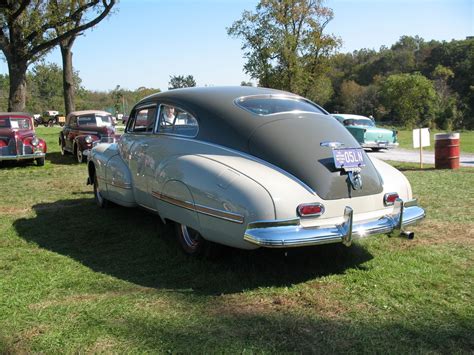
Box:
(227, 0, 340, 99)
(380, 73, 437, 128)
(168, 75, 196, 90)
(0, 0, 115, 112)
(51, 0, 115, 115)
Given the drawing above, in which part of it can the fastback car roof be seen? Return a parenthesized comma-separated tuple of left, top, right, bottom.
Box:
(138, 86, 328, 152)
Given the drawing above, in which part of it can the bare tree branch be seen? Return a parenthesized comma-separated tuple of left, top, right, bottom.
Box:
(29, 0, 115, 58)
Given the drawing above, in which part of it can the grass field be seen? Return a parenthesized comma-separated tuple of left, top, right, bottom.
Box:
(0, 127, 473, 352)
(384, 128, 474, 153)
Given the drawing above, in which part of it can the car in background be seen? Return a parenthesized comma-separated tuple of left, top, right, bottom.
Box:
(0, 112, 47, 166)
(332, 114, 398, 151)
(86, 87, 424, 257)
(38, 110, 59, 127)
(59, 110, 119, 163)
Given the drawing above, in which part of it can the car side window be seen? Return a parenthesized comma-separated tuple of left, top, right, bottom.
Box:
(129, 106, 157, 133)
(158, 104, 198, 137)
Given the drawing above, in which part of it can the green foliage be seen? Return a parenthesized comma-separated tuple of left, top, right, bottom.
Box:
(168, 75, 197, 90)
(327, 36, 473, 129)
(23, 62, 82, 114)
(380, 73, 437, 128)
(0, 0, 116, 111)
(0, 74, 9, 111)
(228, 0, 340, 101)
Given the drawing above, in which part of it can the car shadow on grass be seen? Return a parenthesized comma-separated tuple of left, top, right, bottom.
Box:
(14, 198, 373, 295)
(46, 151, 78, 165)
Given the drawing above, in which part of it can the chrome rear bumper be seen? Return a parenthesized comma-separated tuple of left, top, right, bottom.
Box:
(244, 199, 425, 248)
(362, 142, 399, 149)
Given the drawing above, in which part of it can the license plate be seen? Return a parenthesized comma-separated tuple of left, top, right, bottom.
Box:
(333, 148, 365, 169)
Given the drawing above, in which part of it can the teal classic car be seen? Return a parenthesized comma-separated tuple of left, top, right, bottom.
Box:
(333, 114, 398, 151)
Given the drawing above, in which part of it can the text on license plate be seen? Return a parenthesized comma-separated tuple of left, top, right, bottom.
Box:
(333, 148, 365, 169)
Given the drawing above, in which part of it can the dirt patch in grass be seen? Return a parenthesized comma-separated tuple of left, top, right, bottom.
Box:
(28, 289, 150, 310)
(0, 206, 31, 216)
(4, 325, 50, 353)
(86, 336, 120, 353)
(409, 222, 474, 246)
(210, 282, 363, 320)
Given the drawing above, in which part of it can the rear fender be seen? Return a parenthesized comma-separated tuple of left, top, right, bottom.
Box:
(154, 155, 275, 249)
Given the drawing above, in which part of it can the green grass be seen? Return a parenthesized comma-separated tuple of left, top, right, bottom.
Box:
(0, 127, 473, 352)
(387, 128, 474, 153)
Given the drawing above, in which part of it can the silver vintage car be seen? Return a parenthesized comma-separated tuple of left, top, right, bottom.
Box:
(87, 87, 425, 256)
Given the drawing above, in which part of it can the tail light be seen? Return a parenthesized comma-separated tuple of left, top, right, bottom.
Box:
(297, 203, 325, 217)
(0, 139, 6, 147)
(384, 192, 399, 206)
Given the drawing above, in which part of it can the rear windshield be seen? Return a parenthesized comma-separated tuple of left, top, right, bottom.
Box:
(236, 97, 326, 116)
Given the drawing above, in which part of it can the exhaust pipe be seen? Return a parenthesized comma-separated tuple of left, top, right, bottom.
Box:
(401, 231, 414, 240)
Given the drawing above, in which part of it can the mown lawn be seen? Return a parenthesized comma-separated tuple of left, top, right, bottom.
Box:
(389, 128, 474, 153)
(0, 127, 473, 352)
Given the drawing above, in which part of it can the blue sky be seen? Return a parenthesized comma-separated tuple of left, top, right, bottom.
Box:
(1, 0, 472, 92)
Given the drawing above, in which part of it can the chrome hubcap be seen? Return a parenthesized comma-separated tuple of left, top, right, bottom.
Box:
(95, 178, 103, 204)
(181, 225, 200, 249)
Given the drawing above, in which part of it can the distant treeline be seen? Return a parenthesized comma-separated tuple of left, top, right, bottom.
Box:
(0, 36, 472, 129)
(0, 64, 159, 118)
(325, 36, 473, 130)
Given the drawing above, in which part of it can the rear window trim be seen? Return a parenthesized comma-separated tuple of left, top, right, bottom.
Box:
(234, 94, 327, 116)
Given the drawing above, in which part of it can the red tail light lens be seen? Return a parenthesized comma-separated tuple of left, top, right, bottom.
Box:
(297, 203, 325, 217)
(384, 192, 399, 206)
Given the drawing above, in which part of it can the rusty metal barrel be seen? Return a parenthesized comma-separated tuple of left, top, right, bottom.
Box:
(434, 133, 460, 169)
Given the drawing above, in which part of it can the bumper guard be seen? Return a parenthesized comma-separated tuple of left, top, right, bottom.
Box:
(244, 198, 425, 248)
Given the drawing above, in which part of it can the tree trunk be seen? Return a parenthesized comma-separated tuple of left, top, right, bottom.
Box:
(8, 59, 28, 112)
(60, 40, 76, 115)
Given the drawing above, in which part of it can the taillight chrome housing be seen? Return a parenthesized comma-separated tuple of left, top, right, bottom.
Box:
(297, 203, 325, 217)
(384, 192, 399, 206)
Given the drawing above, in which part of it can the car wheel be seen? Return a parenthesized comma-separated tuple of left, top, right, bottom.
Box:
(60, 138, 67, 155)
(48, 120, 54, 127)
(175, 223, 219, 257)
(36, 157, 45, 166)
(93, 174, 109, 208)
(76, 146, 85, 163)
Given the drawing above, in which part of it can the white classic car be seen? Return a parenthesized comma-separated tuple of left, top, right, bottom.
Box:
(87, 87, 425, 256)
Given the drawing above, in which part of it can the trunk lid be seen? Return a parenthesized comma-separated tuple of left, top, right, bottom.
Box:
(248, 114, 383, 200)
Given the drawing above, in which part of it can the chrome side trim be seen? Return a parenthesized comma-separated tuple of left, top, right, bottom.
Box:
(98, 176, 132, 190)
(244, 199, 425, 248)
(152, 191, 244, 224)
